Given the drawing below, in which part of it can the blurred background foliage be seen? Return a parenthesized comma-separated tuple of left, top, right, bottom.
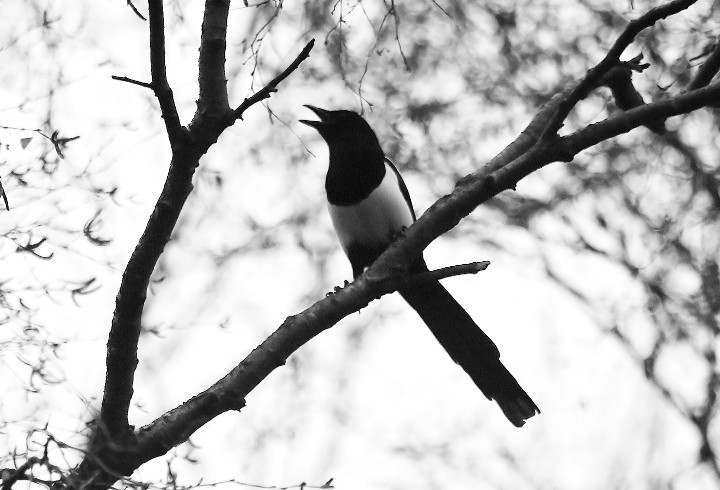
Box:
(1, 0, 719, 489)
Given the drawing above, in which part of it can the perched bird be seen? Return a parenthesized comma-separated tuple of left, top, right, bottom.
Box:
(300, 106, 539, 427)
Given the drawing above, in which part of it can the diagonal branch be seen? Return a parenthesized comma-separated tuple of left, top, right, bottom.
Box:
(233, 39, 316, 120)
(118, 77, 720, 485)
(125, 0, 147, 21)
(111, 75, 153, 89)
(557, 81, 720, 159)
(371, 86, 720, 304)
(688, 38, 720, 90)
(541, 0, 699, 139)
(608, 0, 697, 60)
(0, 178, 8, 210)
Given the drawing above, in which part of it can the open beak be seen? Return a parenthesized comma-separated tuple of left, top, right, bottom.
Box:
(299, 105, 333, 129)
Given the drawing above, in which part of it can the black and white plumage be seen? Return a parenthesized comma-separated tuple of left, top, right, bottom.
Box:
(300, 106, 539, 427)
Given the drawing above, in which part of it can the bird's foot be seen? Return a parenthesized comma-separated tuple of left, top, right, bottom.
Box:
(326, 280, 351, 296)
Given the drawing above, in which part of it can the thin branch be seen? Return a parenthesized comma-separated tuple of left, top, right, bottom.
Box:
(126, 0, 147, 21)
(429, 0, 454, 21)
(389, 0, 410, 71)
(233, 39, 316, 120)
(112, 2, 183, 143)
(609, 0, 697, 59)
(408, 261, 491, 285)
(358, 7, 393, 104)
(111, 75, 153, 89)
(0, 178, 8, 210)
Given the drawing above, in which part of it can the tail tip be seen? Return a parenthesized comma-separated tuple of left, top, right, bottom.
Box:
(494, 394, 540, 428)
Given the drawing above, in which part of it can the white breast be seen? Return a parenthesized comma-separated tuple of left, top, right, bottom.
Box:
(329, 163, 415, 257)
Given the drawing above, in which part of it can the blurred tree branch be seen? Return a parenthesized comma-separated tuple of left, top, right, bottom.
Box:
(689, 36, 720, 91)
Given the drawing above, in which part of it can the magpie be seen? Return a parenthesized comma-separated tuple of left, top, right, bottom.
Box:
(300, 106, 539, 427)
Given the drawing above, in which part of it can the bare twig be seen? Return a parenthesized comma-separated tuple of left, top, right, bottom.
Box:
(0, 178, 8, 210)
(358, 7, 394, 103)
(126, 0, 147, 21)
(408, 261, 491, 285)
(233, 39, 316, 120)
(389, 0, 410, 71)
(111, 75, 153, 89)
(429, 0, 454, 21)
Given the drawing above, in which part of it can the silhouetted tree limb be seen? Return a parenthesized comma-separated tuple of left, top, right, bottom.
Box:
(72, 0, 315, 486)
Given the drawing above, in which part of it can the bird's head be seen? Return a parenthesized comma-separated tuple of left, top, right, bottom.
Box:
(300, 105, 383, 157)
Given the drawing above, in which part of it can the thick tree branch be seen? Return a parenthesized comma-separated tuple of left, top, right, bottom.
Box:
(688, 38, 720, 90)
(197, 0, 231, 120)
(558, 81, 720, 158)
(75, 33, 315, 490)
(148, 0, 184, 144)
(99, 148, 205, 447)
(466, 85, 574, 182)
(100, 0, 178, 442)
(110, 80, 720, 485)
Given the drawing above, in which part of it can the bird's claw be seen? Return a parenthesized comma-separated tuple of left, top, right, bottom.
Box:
(325, 280, 351, 296)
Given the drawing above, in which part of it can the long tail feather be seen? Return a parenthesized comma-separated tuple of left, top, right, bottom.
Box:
(399, 275, 539, 427)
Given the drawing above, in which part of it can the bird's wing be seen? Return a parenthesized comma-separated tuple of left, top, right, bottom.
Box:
(384, 157, 416, 221)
